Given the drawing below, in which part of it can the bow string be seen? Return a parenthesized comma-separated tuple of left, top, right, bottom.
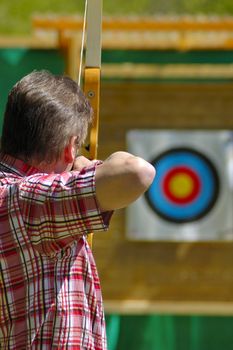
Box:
(81, 0, 103, 248)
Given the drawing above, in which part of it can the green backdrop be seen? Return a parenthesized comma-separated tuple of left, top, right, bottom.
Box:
(106, 314, 233, 350)
(1, 47, 233, 350)
(0, 48, 65, 132)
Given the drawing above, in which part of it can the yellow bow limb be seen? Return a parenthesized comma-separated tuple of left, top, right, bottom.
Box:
(83, 0, 102, 249)
(84, 68, 101, 161)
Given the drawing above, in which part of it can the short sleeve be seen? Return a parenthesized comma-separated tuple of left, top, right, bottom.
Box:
(19, 162, 113, 255)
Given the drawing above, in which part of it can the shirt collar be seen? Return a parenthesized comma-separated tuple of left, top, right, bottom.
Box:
(0, 153, 40, 177)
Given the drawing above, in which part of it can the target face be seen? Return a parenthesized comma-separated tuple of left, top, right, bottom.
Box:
(145, 147, 220, 223)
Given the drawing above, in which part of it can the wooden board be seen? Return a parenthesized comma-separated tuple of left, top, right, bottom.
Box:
(94, 82, 233, 314)
(32, 16, 233, 50)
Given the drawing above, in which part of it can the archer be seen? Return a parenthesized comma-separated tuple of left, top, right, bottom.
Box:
(0, 70, 155, 349)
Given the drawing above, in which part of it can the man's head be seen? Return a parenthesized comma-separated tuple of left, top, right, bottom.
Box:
(1, 70, 93, 165)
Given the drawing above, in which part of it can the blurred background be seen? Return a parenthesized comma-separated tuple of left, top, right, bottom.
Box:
(2, 0, 233, 35)
(1, 0, 233, 349)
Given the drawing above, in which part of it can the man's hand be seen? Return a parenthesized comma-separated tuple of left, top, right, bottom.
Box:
(73, 156, 95, 171)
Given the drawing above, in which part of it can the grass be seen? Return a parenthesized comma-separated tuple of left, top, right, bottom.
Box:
(1, 0, 233, 36)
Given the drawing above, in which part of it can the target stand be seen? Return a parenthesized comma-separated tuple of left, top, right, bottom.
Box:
(127, 130, 233, 241)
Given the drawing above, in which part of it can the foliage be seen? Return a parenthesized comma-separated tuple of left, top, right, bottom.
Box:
(1, 0, 233, 35)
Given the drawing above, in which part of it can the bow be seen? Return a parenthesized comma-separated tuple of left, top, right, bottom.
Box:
(83, 0, 103, 248)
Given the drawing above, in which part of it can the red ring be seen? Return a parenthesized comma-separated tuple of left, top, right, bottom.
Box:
(163, 166, 201, 204)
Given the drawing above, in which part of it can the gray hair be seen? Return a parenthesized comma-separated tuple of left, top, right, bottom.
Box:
(1, 70, 93, 163)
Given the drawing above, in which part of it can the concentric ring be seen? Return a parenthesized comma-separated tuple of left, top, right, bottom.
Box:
(145, 147, 220, 223)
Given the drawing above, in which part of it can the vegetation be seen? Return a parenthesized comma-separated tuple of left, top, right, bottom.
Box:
(1, 0, 233, 35)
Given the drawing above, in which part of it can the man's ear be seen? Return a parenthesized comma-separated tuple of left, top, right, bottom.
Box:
(64, 136, 78, 163)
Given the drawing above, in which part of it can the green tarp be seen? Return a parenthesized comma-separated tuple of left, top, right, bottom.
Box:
(106, 314, 233, 350)
(0, 48, 65, 132)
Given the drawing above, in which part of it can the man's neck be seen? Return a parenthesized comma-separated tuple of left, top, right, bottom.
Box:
(26, 158, 72, 174)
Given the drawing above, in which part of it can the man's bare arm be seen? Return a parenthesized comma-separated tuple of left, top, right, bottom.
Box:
(95, 151, 155, 211)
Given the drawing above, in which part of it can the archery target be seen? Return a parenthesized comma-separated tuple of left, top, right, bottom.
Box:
(126, 130, 233, 241)
(145, 148, 220, 223)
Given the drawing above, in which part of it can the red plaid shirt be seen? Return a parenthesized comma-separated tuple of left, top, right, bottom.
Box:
(0, 154, 112, 349)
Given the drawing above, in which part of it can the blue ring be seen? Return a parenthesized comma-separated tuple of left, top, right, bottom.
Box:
(145, 148, 220, 223)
